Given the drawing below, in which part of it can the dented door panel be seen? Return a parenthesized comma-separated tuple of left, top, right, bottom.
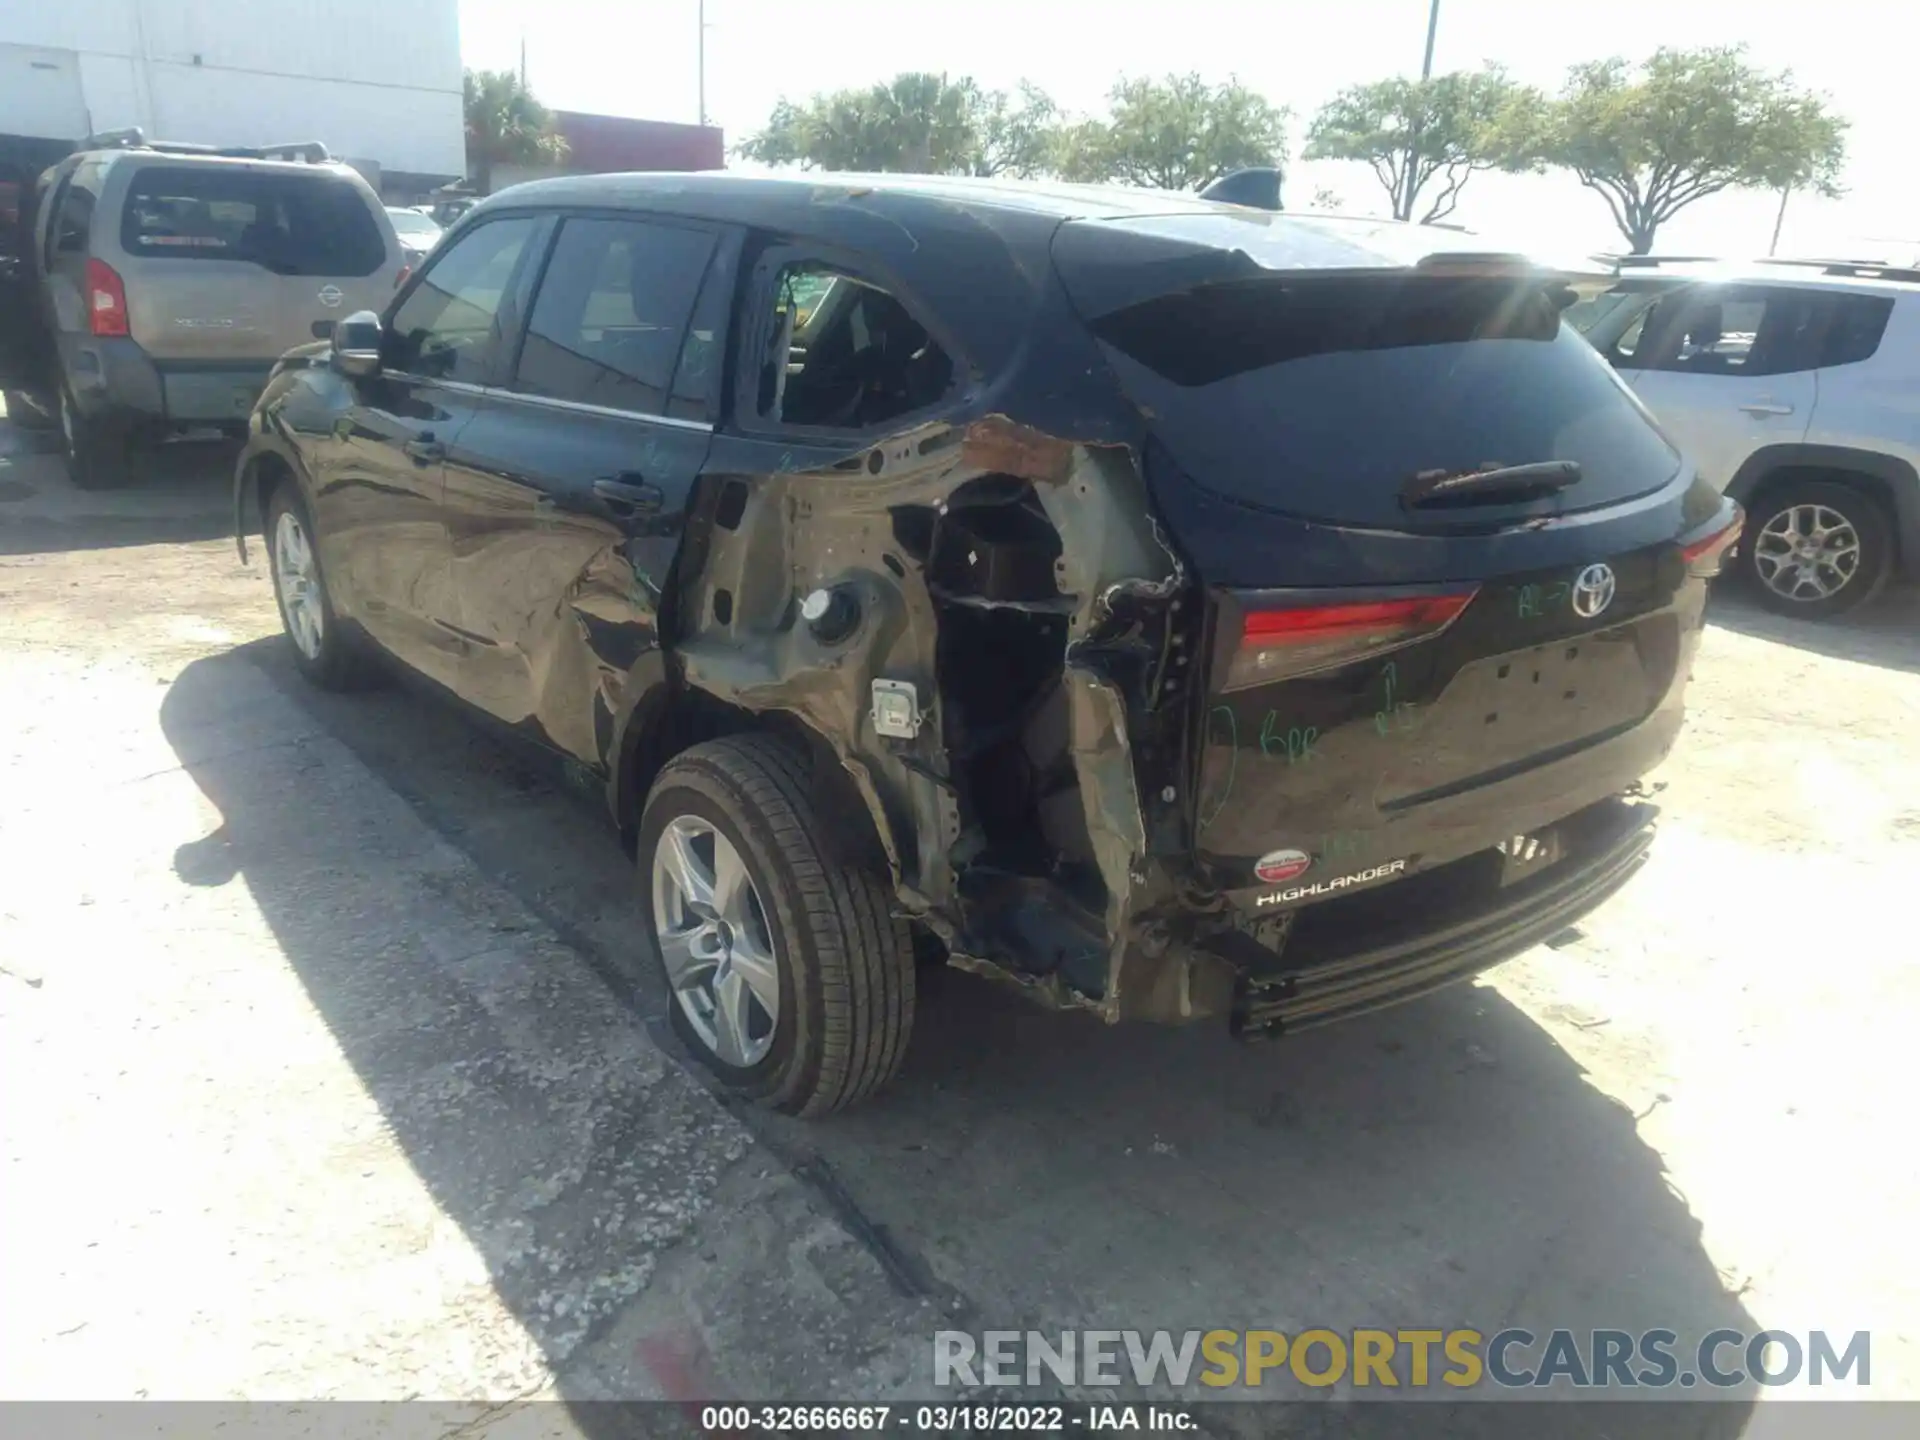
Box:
(443, 390, 710, 770)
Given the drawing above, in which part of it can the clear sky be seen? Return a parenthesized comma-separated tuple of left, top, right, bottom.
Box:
(458, 0, 1920, 262)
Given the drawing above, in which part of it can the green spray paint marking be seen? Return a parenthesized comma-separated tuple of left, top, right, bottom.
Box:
(1374, 661, 1417, 736)
(1260, 711, 1318, 765)
(1198, 705, 1238, 832)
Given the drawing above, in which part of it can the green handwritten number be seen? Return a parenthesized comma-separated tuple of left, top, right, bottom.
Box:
(1521, 582, 1571, 620)
(1374, 661, 1416, 736)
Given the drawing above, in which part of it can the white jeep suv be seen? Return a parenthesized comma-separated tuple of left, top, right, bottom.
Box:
(1570, 258, 1920, 618)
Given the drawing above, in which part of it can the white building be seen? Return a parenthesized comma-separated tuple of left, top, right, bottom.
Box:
(0, 0, 464, 191)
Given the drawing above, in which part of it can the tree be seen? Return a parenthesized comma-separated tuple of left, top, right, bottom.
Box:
(736, 73, 985, 174)
(1059, 74, 1289, 191)
(463, 69, 567, 194)
(962, 80, 1061, 179)
(1537, 46, 1847, 254)
(1304, 67, 1542, 223)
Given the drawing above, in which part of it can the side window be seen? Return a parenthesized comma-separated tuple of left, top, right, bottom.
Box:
(514, 217, 716, 415)
(52, 168, 97, 258)
(665, 245, 735, 423)
(751, 261, 954, 430)
(1640, 287, 1821, 378)
(385, 216, 539, 383)
(1817, 293, 1894, 369)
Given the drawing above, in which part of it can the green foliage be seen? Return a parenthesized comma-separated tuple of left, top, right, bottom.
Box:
(737, 73, 985, 175)
(1062, 74, 1290, 191)
(962, 80, 1062, 178)
(463, 69, 568, 193)
(1305, 67, 1542, 222)
(740, 71, 1286, 193)
(1536, 46, 1848, 253)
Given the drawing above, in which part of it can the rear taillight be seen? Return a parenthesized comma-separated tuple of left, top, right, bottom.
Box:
(1679, 504, 1743, 577)
(86, 258, 128, 337)
(394, 264, 412, 290)
(1224, 590, 1478, 691)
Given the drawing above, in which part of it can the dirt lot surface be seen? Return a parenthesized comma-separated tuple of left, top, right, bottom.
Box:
(4, 415, 1917, 1431)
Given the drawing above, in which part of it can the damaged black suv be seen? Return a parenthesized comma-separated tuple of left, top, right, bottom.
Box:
(234, 173, 1739, 1115)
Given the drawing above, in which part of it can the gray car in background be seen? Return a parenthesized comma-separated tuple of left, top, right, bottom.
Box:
(0, 130, 403, 488)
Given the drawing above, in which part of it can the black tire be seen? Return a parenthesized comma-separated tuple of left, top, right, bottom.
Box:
(59, 387, 141, 491)
(3, 388, 56, 432)
(1740, 479, 1893, 620)
(264, 485, 382, 690)
(638, 734, 914, 1116)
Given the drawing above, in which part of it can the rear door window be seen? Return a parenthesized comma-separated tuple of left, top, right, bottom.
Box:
(386, 216, 540, 383)
(513, 216, 716, 416)
(1088, 275, 1681, 528)
(120, 166, 386, 277)
(747, 260, 956, 431)
(1635, 285, 1825, 378)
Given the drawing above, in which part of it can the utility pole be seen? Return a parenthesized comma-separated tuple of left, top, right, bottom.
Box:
(1769, 184, 1792, 257)
(1403, 0, 1441, 221)
(697, 0, 708, 128)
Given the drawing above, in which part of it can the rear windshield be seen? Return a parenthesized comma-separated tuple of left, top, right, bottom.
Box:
(1091, 276, 1682, 526)
(120, 166, 387, 277)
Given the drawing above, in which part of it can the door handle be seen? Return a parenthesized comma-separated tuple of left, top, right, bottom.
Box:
(1739, 400, 1794, 417)
(404, 433, 445, 463)
(593, 476, 664, 516)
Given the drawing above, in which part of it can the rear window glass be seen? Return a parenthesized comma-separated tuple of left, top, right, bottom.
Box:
(1091, 276, 1682, 526)
(120, 166, 386, 277)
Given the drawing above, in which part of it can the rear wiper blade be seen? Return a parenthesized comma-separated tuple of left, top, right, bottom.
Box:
(1402, 461, 1582, 508)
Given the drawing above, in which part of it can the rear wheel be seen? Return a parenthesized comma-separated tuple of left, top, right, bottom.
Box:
(639, 735, 914, 1116)
(1741, 480, 1891, 619)
(266, 486, 381, 689)
(59, 387, 140, 491)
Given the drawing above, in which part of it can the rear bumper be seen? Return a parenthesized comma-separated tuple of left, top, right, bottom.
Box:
(1228, 796, 1656, 1037)
(61, 339, 272, 427)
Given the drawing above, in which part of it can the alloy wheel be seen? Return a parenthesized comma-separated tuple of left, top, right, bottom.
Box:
(272, 508, 326, 660)
(1751, 503, 1862, 604)
(650, 816, 780, 1067)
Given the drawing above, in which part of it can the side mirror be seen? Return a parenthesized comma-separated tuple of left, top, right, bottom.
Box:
(330, 310, 383, 379)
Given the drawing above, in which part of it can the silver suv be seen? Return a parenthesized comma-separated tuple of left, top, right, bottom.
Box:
(1570, 257, 1920, 618)
(0, 130, 403, 488)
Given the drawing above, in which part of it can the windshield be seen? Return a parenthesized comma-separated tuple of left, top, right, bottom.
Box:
(1090, 275, 1681, 529)
(387, 208, 441, 240)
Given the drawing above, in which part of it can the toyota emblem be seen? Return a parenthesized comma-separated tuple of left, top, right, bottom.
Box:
(317, 285, 344, 308)
(1571, 562, 1617, 619)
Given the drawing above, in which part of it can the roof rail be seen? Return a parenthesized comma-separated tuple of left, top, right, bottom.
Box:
(80, 128, 331, 164)
(1759, 257, 1920, 284)
(1602, 254, 1723, 268)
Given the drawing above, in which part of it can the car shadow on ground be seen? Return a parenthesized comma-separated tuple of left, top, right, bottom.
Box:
(0, 418, 235, 555)
(1707, 580, 1920, 675)
(160, 640, 1760, 1432)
